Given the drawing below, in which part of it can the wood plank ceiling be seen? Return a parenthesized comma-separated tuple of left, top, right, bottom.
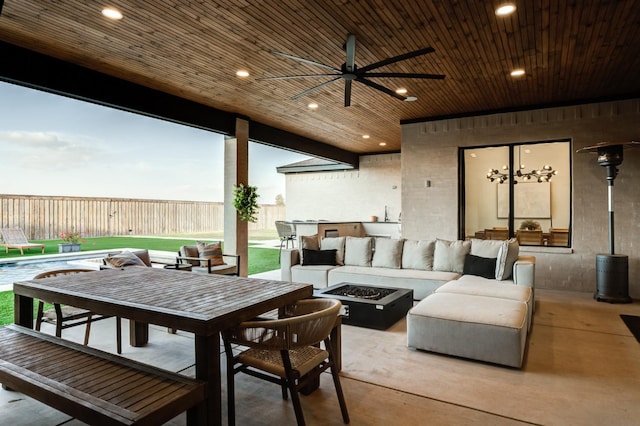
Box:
(0, 1, 639, 157)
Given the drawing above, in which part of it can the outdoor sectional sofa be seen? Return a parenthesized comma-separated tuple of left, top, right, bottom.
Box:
(281, 235, 536, 368)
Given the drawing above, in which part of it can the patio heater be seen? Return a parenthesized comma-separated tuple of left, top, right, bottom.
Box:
(577, 141, 639, 303)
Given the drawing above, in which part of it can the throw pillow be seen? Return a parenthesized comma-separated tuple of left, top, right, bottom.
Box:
(372, 238, 404, 269)
(401, 239, 435, 270)
(197, 241, 225, 268)
(320, 237, 346, 265)
(433, 238, 471, 273)
(301, 234, 319, 251)
(302, 249, 337, 266)
(463, 254, 498, 279)
(470, 238, 503, 259)
(344, 237, 373, 266)
(300, 234, 320, 264)
(104, 251, 146, 268)
(496, 238, 520, 280)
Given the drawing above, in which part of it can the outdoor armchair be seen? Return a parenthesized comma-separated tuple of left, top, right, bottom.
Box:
(177, 243, 239, 275)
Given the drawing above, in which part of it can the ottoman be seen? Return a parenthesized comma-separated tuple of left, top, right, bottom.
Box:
(435, 276, 534, 330)
(407, 292, 528, 368)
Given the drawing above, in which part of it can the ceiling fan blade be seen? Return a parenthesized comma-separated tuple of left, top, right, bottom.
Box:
(271, 50, 340, 72)
(256, 74, 340, 81)
(344, 80, 352, 107)
(356, 77, 406, 101)
(358, 47, 436, 73)
(363, 72, 445, 80)
(291, 77, 341, 100)
(345, 34, 356, 73)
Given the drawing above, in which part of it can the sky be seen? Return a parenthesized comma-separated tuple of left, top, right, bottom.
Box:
(0, 81, 310, 203)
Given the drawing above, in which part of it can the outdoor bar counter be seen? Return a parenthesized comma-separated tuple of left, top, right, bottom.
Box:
(288, 220, 401, 239)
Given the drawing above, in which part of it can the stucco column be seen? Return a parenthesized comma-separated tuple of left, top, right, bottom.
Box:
(224, 118, 249, 276)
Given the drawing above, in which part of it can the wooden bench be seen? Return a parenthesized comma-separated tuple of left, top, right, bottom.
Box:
(0, 325, 206, 425)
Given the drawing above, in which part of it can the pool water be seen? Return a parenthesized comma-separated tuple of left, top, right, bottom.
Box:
(0, 257, 101, 291)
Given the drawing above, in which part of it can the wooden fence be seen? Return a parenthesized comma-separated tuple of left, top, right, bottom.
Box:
(0, 195, 285, 240)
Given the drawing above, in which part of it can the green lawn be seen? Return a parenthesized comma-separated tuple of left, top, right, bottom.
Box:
(0, 235, 281, 325)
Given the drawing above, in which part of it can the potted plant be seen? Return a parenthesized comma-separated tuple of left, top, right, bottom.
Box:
(233, 184, 259, 222)
(520, 220, 540, 230)
(58, 228, 84, 253)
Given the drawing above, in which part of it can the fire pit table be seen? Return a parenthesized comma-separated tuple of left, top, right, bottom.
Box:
(314, 283, 413, 330)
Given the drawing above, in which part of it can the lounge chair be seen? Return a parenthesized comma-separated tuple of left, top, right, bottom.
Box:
(0, 228, 45, 255)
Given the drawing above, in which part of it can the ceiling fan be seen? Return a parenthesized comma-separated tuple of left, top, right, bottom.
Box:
(257, 34, 445, 107)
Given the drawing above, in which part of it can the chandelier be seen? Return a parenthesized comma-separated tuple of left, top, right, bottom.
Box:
(486, 164, 557, 184)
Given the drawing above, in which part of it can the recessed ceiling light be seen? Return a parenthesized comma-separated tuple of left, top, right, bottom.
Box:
(395, 88, 408, 95)
(362, 134, 370, 139)
(379, 142, 387, 146)
(235, 70, 250, 78)
(101, 7, 123, 20)
(308, 103, 319, 109)
(496, 3, 516, 16)
(510, 69, 525, 77)
(404, 96, 418, 102)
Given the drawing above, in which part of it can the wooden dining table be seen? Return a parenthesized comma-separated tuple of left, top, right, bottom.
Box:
(13, 267, 313, 426)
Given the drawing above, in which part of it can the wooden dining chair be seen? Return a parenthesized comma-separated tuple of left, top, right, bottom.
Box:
(34, 269, 122, 354)
(223, 298, 349, 426)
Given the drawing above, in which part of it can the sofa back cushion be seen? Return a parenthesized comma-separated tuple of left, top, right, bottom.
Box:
(496, 238, 520, 280)
(372, 238, 404, 269)
(433, 239, 471, 273)
(470, 238, 503, 258)
(401, 239, 435, 270)
(320, 237, 346, 265)
(344, 237, 373, 267)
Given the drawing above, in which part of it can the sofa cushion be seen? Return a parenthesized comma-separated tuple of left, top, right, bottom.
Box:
(328, 265, 459, 300)
(320, 237, 346, 265)
(496, 238, 519, 280)
(104, 251, 146, 268)
(401, 239, 435, 270)
(197, 241, 225, 267)
(470, 238, 503, 258)
(433, 239, 471, 274)
(463, 254, 497, 279)
(344, 236, 373, 267)
(372, 238, 404, 269)
(302, 249, 337, 266)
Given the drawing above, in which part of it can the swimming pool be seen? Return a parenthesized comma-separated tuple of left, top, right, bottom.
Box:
(0, 255, 102, 291)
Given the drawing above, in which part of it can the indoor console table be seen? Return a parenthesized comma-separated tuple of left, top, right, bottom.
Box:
(13, 267, 312, 426)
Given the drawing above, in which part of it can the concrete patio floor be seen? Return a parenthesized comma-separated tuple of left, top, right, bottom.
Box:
(1, 282, 639, 425)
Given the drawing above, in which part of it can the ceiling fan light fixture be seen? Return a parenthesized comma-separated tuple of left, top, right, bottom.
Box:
(510, 68, 525, 77)
(235, 70, 250, 78)
(496, 3, 516, 16)
(101, 7, 123, 20)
